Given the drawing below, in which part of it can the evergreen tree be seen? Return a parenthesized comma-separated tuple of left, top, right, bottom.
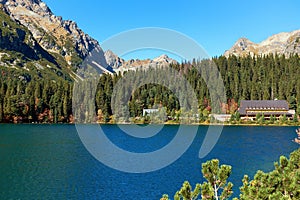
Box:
(174, 181, 201, 200)
(238, 149, 300, 200)
(201, 159, 233, 200)
(1, 54, 300, 123)
(163, 149, 300, 200)
(167, 159, 233, 200)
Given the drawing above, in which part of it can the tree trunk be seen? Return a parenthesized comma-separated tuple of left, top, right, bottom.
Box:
(214, 183, 218, 200)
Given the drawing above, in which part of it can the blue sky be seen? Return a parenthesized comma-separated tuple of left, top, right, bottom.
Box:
(43, 0, 300, 60)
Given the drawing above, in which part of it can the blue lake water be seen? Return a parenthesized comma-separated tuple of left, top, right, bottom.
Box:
(0, 124, 299, 199)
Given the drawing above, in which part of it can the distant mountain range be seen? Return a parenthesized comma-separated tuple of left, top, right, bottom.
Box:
(224, 30, 300, 57)
(1, 0, 299, 83)
(104, 50, 177, 73)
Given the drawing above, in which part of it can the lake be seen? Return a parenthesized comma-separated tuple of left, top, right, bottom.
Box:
(0, 124, 299, 199)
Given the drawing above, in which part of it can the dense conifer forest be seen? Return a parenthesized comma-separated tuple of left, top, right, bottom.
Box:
(1, 54, 300, 123)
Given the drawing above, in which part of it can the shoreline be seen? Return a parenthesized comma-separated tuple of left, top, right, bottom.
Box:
(0, 122, 299, 127)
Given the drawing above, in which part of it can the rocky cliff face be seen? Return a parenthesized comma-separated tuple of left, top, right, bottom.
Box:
(104, 50, 125, 69)
(224, 30, 300, 57)
(1, 0, 102, 66)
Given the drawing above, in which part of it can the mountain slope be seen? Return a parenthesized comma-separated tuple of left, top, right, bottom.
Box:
(0, 0, 114, 82)
(1, 0, 103, 67)
(224, 30, 300, 57)
(1, 0, 176, 81)
(0, 5, 76, 81)
(0, 5, 54, 62)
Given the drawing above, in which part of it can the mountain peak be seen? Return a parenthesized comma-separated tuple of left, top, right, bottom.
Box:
(224, 37, 257, 57)
(235, 37, 254, 45)
(104, 50, 124, 69)
(3, 0, 51, 16)
(153, 54, 176, 64)
(225, 29, 300, 57)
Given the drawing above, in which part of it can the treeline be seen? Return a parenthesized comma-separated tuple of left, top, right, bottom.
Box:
(95, 54, 300, 123)
(0, 79, 73, 123)
(1, 54, 300, 123)
(214, 54, 300, 106)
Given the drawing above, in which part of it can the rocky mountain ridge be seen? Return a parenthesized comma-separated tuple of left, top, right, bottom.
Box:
(3, 0, 299, 80)
(0, 0, 177, 80)
(224, 30, 300, 57)
(1, 0, 103, 67)
(104, 50, 177, 71)
(104, 50, 177, 72)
